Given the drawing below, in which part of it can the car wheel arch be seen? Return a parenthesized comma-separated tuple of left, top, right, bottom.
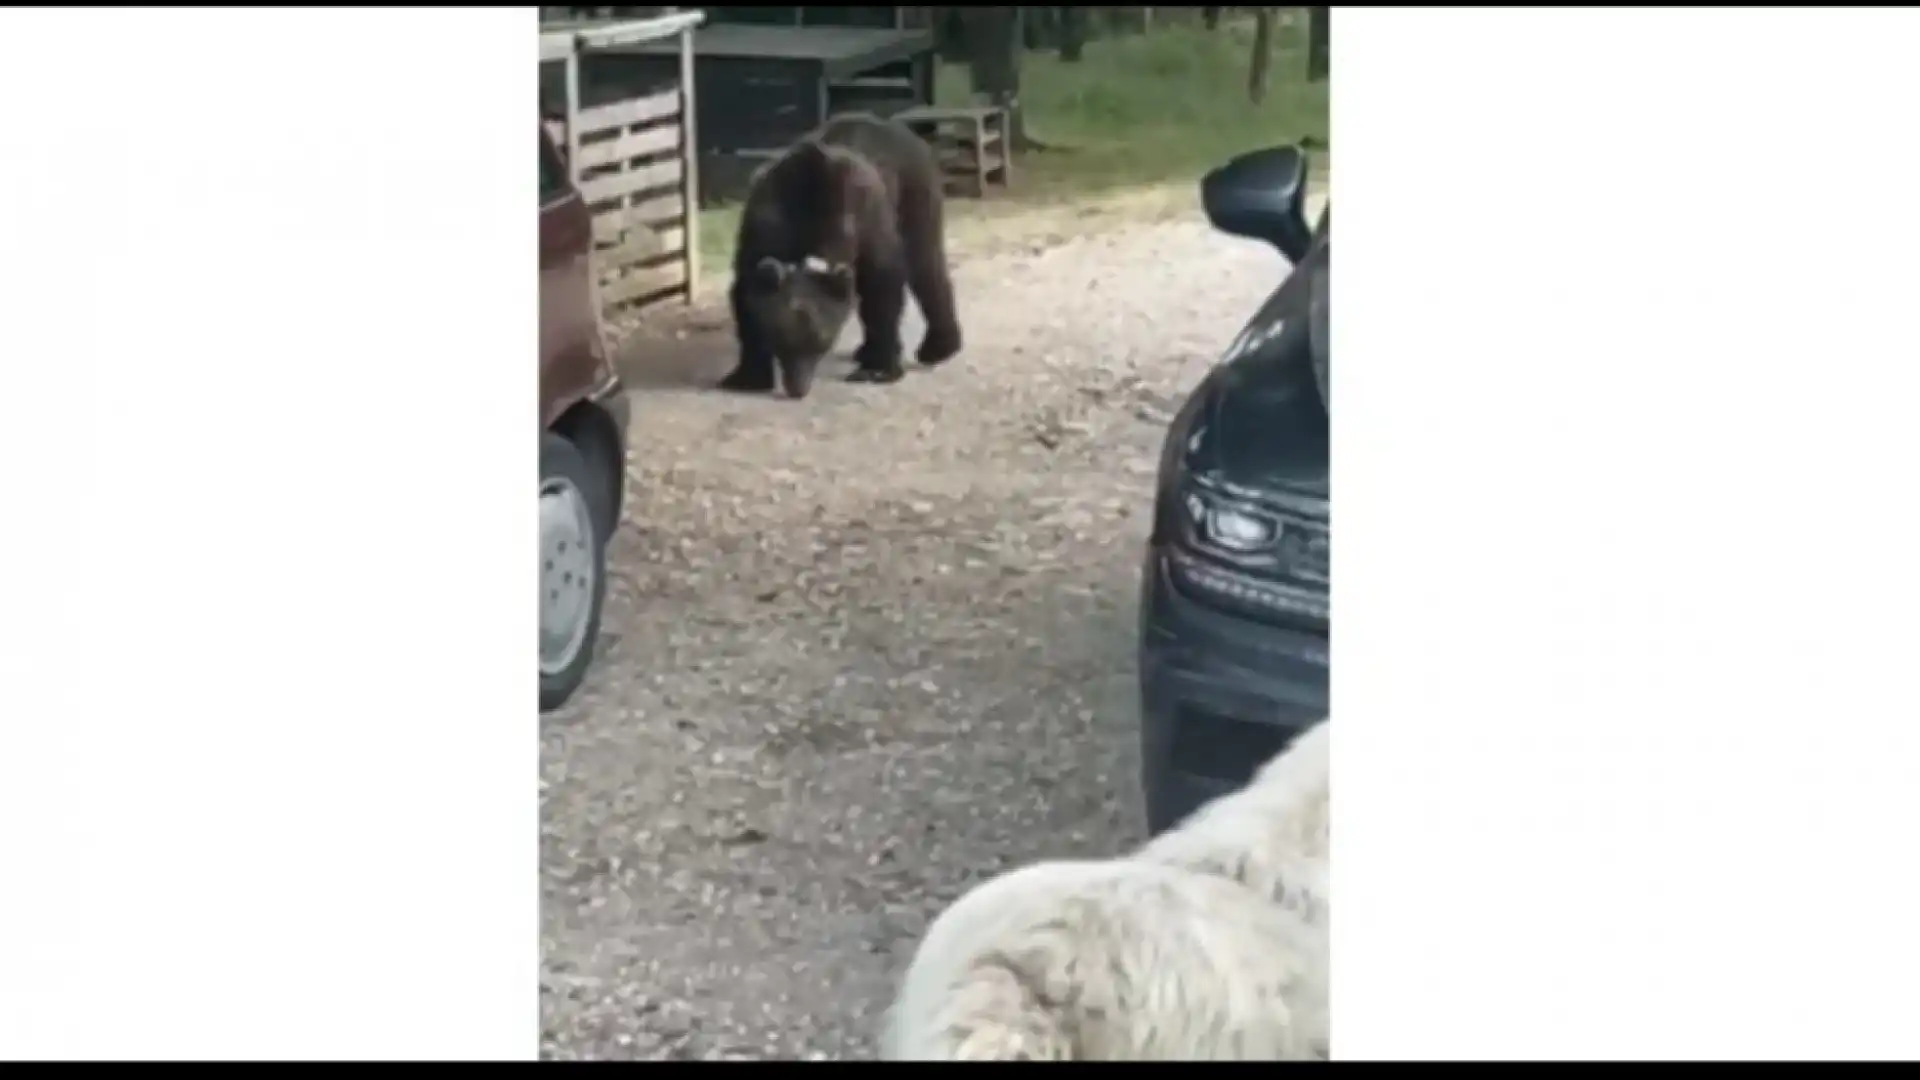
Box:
(549, 400, 625, 541)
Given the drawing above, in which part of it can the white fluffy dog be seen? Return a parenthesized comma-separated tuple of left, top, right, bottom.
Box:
(880, 719, 1330, 1061)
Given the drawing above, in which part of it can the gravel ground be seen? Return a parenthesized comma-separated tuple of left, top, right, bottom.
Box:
(539, 195, 1313, 1061)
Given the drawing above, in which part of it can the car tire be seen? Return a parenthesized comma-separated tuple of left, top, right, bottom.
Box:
(575, 413, 626, 548)
(540, 431, 610, 714)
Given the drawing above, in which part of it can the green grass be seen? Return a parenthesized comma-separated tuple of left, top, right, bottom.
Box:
(955, 15, 1329, 194)
(694, 15, 1328, 274)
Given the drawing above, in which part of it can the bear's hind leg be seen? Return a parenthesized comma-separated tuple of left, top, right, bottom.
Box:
(848, 258, 908, 385)
(908, 253, 963, 367)
(899, 185, 963, 367)
(719, 279, 779, 393)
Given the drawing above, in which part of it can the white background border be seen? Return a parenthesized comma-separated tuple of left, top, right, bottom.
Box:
(5, 5, 1920, 1061)
(1, 8, 532, 1060)
(1336, 7, 1920, 1060)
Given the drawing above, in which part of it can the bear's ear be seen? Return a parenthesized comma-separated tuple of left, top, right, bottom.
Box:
(822, 261, 854, 301)
(751, 256, 789, 291)
(799, 254, 854, 301)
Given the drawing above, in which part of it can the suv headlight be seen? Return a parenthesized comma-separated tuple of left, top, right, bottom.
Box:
(1183, 491, 1279, 554)
(1168, 479, 1330, 626)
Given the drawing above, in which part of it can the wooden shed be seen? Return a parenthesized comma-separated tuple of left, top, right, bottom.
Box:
(541, 12, 704, 318)
(703, 7, 909, 30)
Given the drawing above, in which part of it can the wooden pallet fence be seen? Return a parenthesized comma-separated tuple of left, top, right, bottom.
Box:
(573, 84, 694, 316)
(897, 105, 1011, 198)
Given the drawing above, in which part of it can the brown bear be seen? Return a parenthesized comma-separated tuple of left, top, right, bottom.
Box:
(719, 113, 964, 400)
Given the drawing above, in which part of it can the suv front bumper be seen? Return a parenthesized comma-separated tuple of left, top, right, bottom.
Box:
(1138, 547, 1328, 835)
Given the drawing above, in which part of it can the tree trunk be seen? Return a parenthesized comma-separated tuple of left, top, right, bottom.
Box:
(1203, 7, 1223, 30)
(965, 8, 1039, 151)
(1022, 7, 1056, 50)
(1306, 6, 1330, 82)
(935, 7, 969, 63)
(1059, 6, 1089, 62)
(1248, 8, 1275, 104)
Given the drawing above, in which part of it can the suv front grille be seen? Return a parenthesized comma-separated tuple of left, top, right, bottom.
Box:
(1166, 547, 1329, 635)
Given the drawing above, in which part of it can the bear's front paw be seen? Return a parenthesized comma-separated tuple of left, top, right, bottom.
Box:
(851, 341, 906, 384)
(718, 364, 778, 394)
(916, 325, 963, 367)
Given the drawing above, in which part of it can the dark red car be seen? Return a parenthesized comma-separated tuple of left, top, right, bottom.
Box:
(540, 123, 629, 712)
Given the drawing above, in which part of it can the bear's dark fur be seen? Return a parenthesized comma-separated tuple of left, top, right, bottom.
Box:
(720, 113, 963, 400)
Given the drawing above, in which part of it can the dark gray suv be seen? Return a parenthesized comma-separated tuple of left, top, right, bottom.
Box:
(1138, 146, 1329, 835)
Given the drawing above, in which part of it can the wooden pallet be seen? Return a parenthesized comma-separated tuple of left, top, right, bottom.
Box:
(895, 104, 1011, 198)
(571, 86, 695, 316)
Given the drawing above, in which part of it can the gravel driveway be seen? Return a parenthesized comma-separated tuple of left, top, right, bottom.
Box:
(540, 193, 1315, 1060)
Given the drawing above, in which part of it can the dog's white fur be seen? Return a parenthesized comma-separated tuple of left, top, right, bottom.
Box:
(881, 720, 1330, 1061)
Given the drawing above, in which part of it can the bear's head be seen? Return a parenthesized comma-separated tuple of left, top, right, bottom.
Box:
(740, 252, 856, 400)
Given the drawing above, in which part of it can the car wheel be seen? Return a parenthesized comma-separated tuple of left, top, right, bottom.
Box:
(540, 431, 609, 713)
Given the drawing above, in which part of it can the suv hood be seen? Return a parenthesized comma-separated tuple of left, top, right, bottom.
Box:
(1182, 240, 1329, 506)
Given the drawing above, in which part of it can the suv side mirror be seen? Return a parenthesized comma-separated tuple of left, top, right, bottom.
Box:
(1201, 146, 1312, 263)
